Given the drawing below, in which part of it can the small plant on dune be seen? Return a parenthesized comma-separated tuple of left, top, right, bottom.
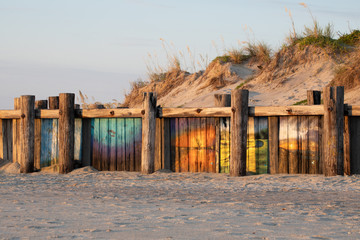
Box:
(338, 30, 360, 46)
(227, 48, 250, 64)
(244, 41, 272, 64)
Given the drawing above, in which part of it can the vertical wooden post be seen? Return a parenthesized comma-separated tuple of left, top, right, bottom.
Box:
(214, 94, 231, 107)
(35, 100, 48, 109)
(49, 96, 59, 110)
(230, 89, 249, 176)
(13, 98, 20, 164)
(34, 100, 48, 170)
(343, 104, 351, 175)
(214, 94, 231, 173)
(268, 117, 279, 174)
(141, 92, 157, 174)
(307, 90, 321, 105)
(58, 93, 75, 174)
(323, 86, 344, 176)
(20, 95, 35, 173)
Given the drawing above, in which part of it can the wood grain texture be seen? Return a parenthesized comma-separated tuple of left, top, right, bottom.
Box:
(134, 118, 142, 172)
(323, 86, 344, 176)
(206, 118, 216, 173)
(116, 118, 126, 171)
(58, 93, 75, 173)
(76, 109, 143, 118)
(0, 110, 21, 119)
(179, 118, 189, 172)
(288, 116, 299, 174)
(20, 95, 35, 173)
(220, 118, 230, 173)
(141, 92, 156, 174)
(230, 89, 248, 177)
(349, 117, 360, 174)
(278, 117, 289, 173)
(268, 117, 279, 174)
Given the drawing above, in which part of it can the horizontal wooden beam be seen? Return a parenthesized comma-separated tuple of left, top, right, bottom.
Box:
(346, 105, 360, 116)
(161, 106, 325, 118)
(35, 109, 59, 119)
(0, 110, 21, 119)
(160, 107, 232, 118)
(250, 105, 324, 116)
(75, 109, 143, 118)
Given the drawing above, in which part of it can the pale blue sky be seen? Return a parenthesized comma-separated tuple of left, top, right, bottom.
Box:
(0, 0, 360, 109)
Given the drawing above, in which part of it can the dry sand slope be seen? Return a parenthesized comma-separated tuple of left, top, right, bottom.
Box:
(0, 168, 359, 239)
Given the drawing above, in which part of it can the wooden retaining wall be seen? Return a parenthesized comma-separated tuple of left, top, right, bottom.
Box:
(0, 87, 359, 175)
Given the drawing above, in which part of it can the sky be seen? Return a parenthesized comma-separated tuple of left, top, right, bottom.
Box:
(0, 0, 360, 109)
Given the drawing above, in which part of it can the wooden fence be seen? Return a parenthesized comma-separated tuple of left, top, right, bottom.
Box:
(0, 87, 359, 176)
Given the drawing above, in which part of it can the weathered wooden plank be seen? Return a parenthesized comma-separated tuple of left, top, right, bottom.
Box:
(230, 89, 249, 177)
(307, 90, 321, 105)
(178, 118, 189, 172)
(92, 118, 100, 170)
(141, 92, 156, 174)
(161, 108, 231, 118)
(268, 117, 279, 174)
(349, 117, 360, 174)
(125, 118, 135, 171)
(76, 109, 143, 118)
(214, 118, 220, 173)
(58, 93, 75, 174)
(174, 118, 180, 172)
(0, 110, 21, 119)
(188, 118, 199, 172)
(170, 118, 177, 172)
(154, 118, 162, 171)
(344, 115, 350, 175)
(99, 118, 109, 171)
(298, 116, 309, 174)
(220, 117, 230, 173)
(323, 86, 344, 176)
(247, 117, 256, 174)
(199, 118, 207, 172)
(81, 118, 91, 167)
(249, 106, 324, 117)
(318, 116, 324, 174)
(116, 118, 125, 171)
(206, 118, 216, 173)
(40, 119, 52, 167)
(308, 116, 320, 174)
(50, 119, 59, 166)
(162, 118, 171, 170)
(134, 118, 142, 172)
(288, 116, 299, 174)
(257, 117, 269, 174)
(20, 95, 35, 173)
(74, 119, 83, 162)
(2, 120, 13, 162)
(34, 118, 42, 169)
(279, 117, 289, 173)
(109, 118, 117, 171)
(35, 109, 59, 119)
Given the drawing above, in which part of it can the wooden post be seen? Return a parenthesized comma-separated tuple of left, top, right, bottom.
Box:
(35, 100, 48, 109)
(230, 89, 249, 176)
(34, 100, 48, 170)
(268, 117, 279, 174)
(48, 96, 59, 110)
(214, 94, 231, 173)
(13, 98, 21, 164)
(141, 92, 157, 174)
(344, 104, 351, 175)
(307, 90, 321, 105)
(323, 86, 344, 176)
(214, 94, 231, 107)
(20, 95, 35, 173)
(58, 93, 75, 174)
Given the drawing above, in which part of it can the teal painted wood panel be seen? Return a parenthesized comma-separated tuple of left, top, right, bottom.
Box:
(40, 119, 54, 167)
(91, 118, 142, 171)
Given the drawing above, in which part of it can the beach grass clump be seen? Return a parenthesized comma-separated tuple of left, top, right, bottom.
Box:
(338, 30, 360, 46)
(245, 41, 271, 64)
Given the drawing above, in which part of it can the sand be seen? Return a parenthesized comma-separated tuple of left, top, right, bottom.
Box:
(0, 168, 359, 239)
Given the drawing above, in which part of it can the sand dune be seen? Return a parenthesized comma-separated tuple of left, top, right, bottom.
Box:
(0, 169, 359, 239)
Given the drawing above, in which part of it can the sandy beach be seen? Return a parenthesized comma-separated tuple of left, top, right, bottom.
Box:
(0, 167, 359, 239)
